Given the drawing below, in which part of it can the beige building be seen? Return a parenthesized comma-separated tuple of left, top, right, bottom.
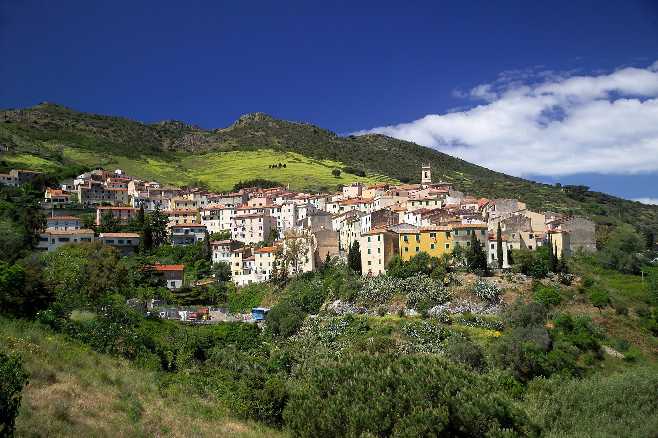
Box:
(359, 228, 399, 276)
(37, 228, 95, 252)
(98, 232, 140, 256)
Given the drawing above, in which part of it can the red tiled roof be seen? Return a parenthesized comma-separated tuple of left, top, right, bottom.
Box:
(151, 264, 185, 272)
(48, 216, 80, 221)
(255, 246, 277, 254)
(99, 232, 140, 238)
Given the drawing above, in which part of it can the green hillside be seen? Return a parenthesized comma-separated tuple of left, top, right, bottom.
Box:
(1, 102, 657, 237)
(0, 318, 279, 437)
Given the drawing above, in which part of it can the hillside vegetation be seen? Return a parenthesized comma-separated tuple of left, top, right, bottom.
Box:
(0, 318, 279, 438)
(1, 102, 656, 235)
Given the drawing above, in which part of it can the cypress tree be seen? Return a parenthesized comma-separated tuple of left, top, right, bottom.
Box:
(202, 230, 212, 262)
(348, 241, 362, 274)
(496, 223, 504, 269)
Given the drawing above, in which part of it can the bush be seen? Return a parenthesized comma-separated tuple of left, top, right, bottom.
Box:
(0, 352, 29, 437)
(525, 367, 658, 437)
(533, 284, 562, 307)
(613, 302, 629, 316)
(283, 353, 535, 437)
(266, 301, 305, 338)
(443, 334, 486, 371)
(228, 283, 267, 313)
(589, 289, 610, 311)
(471, 279, 502, 303)
(597, 224, 646, 274)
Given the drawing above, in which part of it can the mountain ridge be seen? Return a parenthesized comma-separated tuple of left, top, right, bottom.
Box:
(1, 102, 657, 240)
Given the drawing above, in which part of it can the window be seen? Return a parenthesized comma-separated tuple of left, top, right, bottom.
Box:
(415, 234, 420, 242)
(377, 248, 381, 253)
(404, 247, 409, 252)
(430, 233, 436, 238)
(377, 235, 381, 241)
(367, 236, 371, 242)
(403, 235, 408, 242)
(529, 234, 534, 239)
(529, 245, 533, 250)
(491, 243, 495, 249)
(368, 260, 372, 265)
(430, 243, 435, 249)
(118, 239, 125, 244)
(454, 230, 459, 236)
(445, 243, 450, 249)
(367, 249, 371, 254)
(481, 230, 486, 235)
(415, 246, 419, 252)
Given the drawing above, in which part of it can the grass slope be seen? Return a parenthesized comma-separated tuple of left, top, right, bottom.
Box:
(1, 102, 657, 234)
(0, 318, 281, 438)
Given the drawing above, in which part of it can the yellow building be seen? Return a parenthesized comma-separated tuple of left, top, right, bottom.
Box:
(389, 223, 454, 260)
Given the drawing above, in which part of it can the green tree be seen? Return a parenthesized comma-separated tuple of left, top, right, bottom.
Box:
(202, 230, 212, 262)
(212, 261, 232, 282)
(209, 230, 231, 241)
(589, 289, 610, 311)
(284, 353, 534, 437)
(597, 224, 645, 274)
(347, 240, 361, 274)
(0, 352, 28, 437)
(0, 219, 26, 263)
(147, 207, 168, 247)
(140, 221, 153, 253)
(466, 233, 489, 275)
(80, 212, 96, 230)
(99, 211, 120, 233)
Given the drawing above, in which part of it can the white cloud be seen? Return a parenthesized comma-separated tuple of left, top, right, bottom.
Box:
(355, 62, 658, 177)
(634, 198, 658, 205)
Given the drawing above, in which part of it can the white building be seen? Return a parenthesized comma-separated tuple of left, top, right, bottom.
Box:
(231, 214, 274, 245)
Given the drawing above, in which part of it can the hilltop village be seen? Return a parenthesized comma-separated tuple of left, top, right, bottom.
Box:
(4, 163, 595, 292)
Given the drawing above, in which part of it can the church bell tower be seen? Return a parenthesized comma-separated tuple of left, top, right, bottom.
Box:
(421, 164, 432, 186)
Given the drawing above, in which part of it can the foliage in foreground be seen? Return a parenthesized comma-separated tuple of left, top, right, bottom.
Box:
(0, 352, 28, 437)
(525, 366, 658, 438)
(284, 352, 536, 437)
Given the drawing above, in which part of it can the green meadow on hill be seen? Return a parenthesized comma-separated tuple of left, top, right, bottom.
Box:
(3, 147, 395, 192)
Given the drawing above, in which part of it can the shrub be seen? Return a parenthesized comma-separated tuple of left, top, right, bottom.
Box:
(613, 302, 629, 316)
(525, 367, 658, 437)
(443, 334, 486, 371)
(472, 279, 502, 303)
(589, 289, 610, 311)
(228, 283, 267, 313)
(597, 224, 645, 274)
(283, 353, 535, 437)
(533, 284, 562, 307)
(0, 352, 29, 437)
(266, 301, 305, 338)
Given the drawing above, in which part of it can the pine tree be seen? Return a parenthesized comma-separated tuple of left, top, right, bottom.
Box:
(496, 223, 504, 269)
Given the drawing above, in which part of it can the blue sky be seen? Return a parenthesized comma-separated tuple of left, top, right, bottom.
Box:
(1, 0, 657, 202)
